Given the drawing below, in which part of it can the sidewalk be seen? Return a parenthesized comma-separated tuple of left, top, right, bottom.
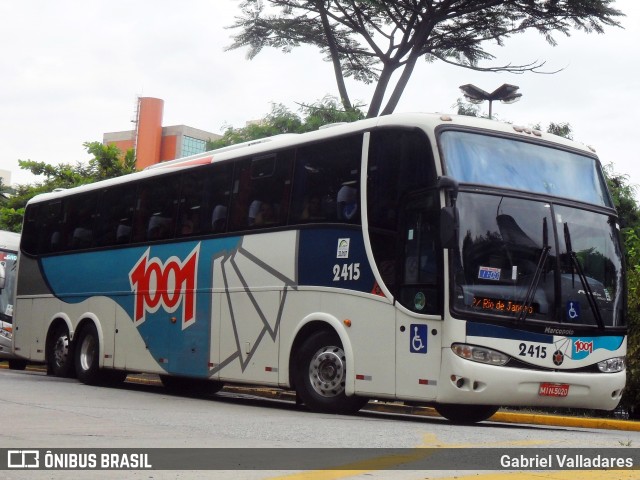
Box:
(126, 373, 640, 432)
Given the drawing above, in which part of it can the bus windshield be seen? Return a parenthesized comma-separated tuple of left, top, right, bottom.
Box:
(450, 193, 625, 328)
(440, 130, 612, 207)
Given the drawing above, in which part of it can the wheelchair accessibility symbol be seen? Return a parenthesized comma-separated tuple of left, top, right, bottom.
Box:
(410, 324, 428, 354)
(566, 301, 580, 321)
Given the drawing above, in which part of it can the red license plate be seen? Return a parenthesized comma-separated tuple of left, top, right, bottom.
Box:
(539, 383, 570, 397)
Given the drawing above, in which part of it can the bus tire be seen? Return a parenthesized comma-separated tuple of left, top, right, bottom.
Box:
(293, 330, 368, 415)
(8, 359, 28, 370)
(47, 324, 74, 378)
(74, 322, 101, 385)
(434, 403, 499, 424)
(160, 375, 224, 395)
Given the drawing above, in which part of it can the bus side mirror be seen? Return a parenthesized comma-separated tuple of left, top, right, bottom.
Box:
(0, 264, 5, 291)
(440, 206, 459, 249)
(437, 176, 459, 249)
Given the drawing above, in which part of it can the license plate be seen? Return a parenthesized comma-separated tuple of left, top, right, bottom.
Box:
(539, 383, 570, 397)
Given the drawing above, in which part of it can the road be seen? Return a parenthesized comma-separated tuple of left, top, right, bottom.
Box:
(0, 367, 638, 480)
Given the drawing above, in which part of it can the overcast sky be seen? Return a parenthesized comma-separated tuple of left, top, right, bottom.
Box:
(1, 0, 639, 193)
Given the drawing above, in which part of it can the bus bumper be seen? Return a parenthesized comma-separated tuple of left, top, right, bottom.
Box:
(437, 349, 626, 411)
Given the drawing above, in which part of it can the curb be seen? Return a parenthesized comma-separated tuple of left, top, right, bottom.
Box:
(126, 373, 640, 432)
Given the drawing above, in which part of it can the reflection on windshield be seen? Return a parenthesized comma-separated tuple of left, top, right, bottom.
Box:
(440, 131, 612, 207)
(452, 193, 624, 328)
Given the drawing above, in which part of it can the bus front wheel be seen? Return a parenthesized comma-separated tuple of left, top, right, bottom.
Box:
(293, 330, 368, 415)
(435, 403, 499, 424)
(47, 324, 74, 377)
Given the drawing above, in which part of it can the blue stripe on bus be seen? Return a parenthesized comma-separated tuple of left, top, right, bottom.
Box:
(297, 228, 375, 292)
(466, 322, 553, 344)
(40, 237, 242, 378)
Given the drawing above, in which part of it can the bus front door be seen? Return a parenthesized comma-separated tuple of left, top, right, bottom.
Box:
(395, 197, 443, 402)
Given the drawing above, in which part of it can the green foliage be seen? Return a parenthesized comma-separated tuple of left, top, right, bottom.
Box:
(0, 143, 135, 233)
(207, 97, 365, 150)
(623, 228, 640, 416)
(545, 122, 573, 140)
(605, 166, 640, 416)
(228, 1, 623, 116)
(454, 98, 486, 118)
(604, 164, 640, 230)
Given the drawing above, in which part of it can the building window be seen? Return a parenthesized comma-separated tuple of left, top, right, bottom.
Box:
(181, 136, 207, 157)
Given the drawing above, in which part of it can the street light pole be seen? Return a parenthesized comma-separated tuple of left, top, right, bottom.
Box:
(459, 84, 522, 119)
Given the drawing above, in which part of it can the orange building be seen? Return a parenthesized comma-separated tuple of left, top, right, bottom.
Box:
(103, 97, 221, 170)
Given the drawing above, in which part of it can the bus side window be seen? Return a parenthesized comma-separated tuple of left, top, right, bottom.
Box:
(134, 176, 180, 242)
(95, 186, 135, 246)
(22, 204, 44, 255)
(65, 192, 99, 250)
(207, 161, 234, 234)
(367, 129, 437, 298)
(229, 151, 293, 231)
(291, 134, 362, 225)
(42, 201, 63, 254)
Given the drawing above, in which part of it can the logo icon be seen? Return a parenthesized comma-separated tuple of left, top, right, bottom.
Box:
(336, 238, 350, 259)
(129, 244, 200, 329)
(553, 350, 564, 366)
(574, 339, 594, 354)
(8, 450, 39, 469)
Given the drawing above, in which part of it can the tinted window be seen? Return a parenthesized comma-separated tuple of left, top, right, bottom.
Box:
(133, 176, 180, 242)
(177, 163, 234, 237)
(290, 135, 362, 225)
(229, 151, 294, 231)
(367, 129, 436, 231)
(63, 192, 99, 250)
(95, 186, 136, 246)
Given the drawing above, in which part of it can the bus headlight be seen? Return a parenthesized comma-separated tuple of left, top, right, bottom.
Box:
(597, 357, 625, 373)
(451, 343, 509, 366)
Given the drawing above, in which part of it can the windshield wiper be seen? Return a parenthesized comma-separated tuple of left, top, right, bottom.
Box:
(517, 218, 550, 323)
(563, 223, 605, 329)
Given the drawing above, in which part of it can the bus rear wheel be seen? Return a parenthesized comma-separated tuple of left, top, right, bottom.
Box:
(434, 403, 499, 424)
(74, 323, 127, 386)
(47, 324, 74, 377)
(74, 323, 101, 385)
(293, 330, 368, 415)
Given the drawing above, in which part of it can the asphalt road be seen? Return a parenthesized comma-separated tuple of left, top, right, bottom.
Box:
(1, 365, 639, 480)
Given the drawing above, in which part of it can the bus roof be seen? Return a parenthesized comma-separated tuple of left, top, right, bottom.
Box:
(26, 112, 597, 205)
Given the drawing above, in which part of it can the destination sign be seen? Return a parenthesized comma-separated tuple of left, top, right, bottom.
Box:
(472, 296, 536, 315)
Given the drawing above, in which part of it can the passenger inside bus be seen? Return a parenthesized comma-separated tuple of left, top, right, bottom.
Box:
(211, 205, 228, 232)
(337, 183, 358, 221)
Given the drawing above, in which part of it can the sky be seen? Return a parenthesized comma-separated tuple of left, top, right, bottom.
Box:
(1, 0, 639, 192)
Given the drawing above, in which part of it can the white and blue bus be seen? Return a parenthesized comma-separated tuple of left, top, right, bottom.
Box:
(13, 113, 626, 422)
(0, 229, 26, 370)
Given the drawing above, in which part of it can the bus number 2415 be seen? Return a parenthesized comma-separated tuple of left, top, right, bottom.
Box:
(519, 342, 547, 359)
(333, 263, 361, 281)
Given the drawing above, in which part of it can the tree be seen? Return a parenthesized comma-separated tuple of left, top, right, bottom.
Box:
(207, 97, 364, 149)
(0, 142, 135, 232)
(603, 165, 640, 230)
(228, 0, 622, 117)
